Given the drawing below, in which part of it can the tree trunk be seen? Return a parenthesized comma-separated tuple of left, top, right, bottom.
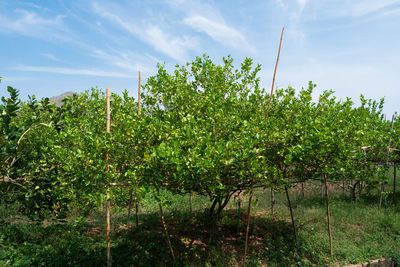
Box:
(243, 190, 254, 266)
(237, 198, 241, 234)
(301, 182, 304, 198)
(351, 181, 360, 201)
(157, 195, 175, 261)
(135, 197, 139, 227)
(324, 174, 333, 257)
(284, 186, 298, 249)
(127, 189, 133, 219)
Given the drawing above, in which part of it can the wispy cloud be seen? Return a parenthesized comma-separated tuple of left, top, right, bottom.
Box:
(92, 2, 197, 62)
(0, 9, 68, 40)
(91, 48, 157, 74)
(352, 0, 400, 17)
(42, 53, 62, 62)
(15, 65, 134, 78)
(183, 15, 255, 53)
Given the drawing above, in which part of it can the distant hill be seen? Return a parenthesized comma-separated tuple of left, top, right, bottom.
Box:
(49, 91, 74, 106)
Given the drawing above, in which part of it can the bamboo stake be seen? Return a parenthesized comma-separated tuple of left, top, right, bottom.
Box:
(285, 186, 298, 249)
(128, 71, 142, 225)
(324, 174, 333, 257)
(265, 27, 284, 120)
(138, 71, 141, 115)
(135, 71, 141, 226)
(106, 87, 112, 267)
(244, 27, 285, 265)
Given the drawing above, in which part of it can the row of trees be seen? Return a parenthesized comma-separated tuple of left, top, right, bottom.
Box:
(1, 56, 399, 260)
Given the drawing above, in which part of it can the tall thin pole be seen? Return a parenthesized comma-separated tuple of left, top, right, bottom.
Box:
(128, 71, 142, 225)
(266, 27, 284, 120)
(106, 87, 112, 267)
(244, 27, 285, 266)
(138, 71, 141, 115)
(324, 174, 333, 257)
(135, 71, 141, 226)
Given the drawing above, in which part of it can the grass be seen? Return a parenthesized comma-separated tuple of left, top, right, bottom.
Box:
(1, 182, 400, 266)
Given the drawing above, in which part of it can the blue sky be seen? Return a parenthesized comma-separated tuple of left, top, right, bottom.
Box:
(0, 0, 399, 115)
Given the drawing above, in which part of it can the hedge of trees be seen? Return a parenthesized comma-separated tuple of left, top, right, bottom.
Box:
(0, 56, 399, 262)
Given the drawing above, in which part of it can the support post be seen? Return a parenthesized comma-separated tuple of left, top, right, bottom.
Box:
(324, 174, 333, 257)
(106, 87, 112, 267)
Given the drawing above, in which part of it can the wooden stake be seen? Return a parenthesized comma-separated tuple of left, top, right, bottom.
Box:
(106, 87, 112, 267)
(324, 174, 333, 257)
(285, 186, 298, 249)
(266, 27, 284, 120)
(243, 26, 285, 265)
(135, 71, 141, 225)
(138, 71, 141, 115)
(128, 71, 142, 224)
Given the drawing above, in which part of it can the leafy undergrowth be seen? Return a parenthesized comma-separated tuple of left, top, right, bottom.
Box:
(1, 190, 400, 266)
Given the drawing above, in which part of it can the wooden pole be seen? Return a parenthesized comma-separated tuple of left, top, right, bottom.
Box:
(265, 27, 284, 120)
(285, 186, 298, 249)
(324, 174, 333, 257)
(138, 71, 141, 115)
(135, 71, 141, 226)
(244, 26, 285, 265)
(128, 71, 142, 224)
(106, 87, 112, 267)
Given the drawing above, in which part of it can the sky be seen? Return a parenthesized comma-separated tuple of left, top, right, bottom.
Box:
(0, 0, 399, 116)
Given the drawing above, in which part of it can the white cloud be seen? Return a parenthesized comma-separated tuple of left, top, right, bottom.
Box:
(352, 0, 399, 17)
(42, 53, 61, 62)
(183, 15, 255, 53)
(91, 49, 156, 74)
(15, 65, 134, 78)
(0, 9, 66, 39)
(92, 2, 197, 62)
